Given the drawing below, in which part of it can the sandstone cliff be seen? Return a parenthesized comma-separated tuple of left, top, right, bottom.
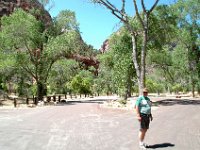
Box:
(0, 0, 52, 27)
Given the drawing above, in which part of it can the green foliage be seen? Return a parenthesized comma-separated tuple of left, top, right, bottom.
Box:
(172, 0, 200, 94)
(148, 5, 178, 48)
(96, 51, 115, 95)
(118, 99, 127, 105)
(56, 10, 79, 32)
(146, 0, 199, 95)
(45, 31, 81, 59)
(98, 28, 135, 97)
(49, 10, 80, 36)
(31, 84, 37, 96)
(146, 79, 164, 94)
(48, 59, 79, 94)
(171, 84, 183, 93)
(0, 7, 90, 99)
(1, 8, 44, 50)
(0, 50, 16, 70)
(70, 70, 94, 95)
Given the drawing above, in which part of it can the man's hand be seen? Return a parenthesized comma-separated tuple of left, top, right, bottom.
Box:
(137, 115, 142, 122)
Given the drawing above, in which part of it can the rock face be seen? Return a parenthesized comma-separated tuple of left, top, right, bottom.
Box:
(100, 39, 109, 53)
(100, 30, 121, 53)
(0, 0, 52, 27)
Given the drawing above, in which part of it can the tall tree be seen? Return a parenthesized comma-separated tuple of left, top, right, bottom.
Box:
(91, 0, 159, 94)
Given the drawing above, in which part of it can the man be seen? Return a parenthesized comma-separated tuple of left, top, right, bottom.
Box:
(135, 88, 153, 149)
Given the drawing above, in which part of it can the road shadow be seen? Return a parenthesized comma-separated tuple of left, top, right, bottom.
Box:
(56, 99, 108, 106)
(147, 143, 175, 149)
(153, 99, 200, 106)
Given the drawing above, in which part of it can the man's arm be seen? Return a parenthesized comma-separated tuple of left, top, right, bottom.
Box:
(150, 99, 153, 121)
(135, 105, 141, 121)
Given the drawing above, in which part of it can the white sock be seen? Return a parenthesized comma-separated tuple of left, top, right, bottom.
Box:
(139, 141, 144, 145)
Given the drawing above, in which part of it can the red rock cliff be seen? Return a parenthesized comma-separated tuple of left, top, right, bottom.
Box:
(0, 0, 52, 27)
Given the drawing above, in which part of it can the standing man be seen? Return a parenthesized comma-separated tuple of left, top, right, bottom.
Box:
(135, 88, 153, 149)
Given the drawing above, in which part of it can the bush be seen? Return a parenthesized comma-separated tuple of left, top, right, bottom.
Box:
(118, 99, 127, 105)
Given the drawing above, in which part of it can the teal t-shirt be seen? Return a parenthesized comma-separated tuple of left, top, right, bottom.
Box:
(135, 96, 151, 114)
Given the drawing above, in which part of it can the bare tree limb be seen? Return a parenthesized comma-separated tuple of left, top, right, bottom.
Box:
(133, 0, 145, 29)
(121, 0, 125, 13)
(95, 0, 141, 36)
(141, 0, 147, 13)
(148, 0, 159, 15)
(96, 0, 128, 23)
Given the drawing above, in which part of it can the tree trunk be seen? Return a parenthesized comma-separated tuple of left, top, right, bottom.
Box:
(188, 48, 195, 98)
(36, 81, 46, 104)
(127, 83, 132, 98)
(197, 86, 200, 95)
(141, 29, 148, 91)
(126, 74, 132, 98)
(131, 35, 144, 95)
(191, 78, 195, 97)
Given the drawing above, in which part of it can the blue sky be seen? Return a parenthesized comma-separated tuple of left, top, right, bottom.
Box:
(49, 0, 174, 50)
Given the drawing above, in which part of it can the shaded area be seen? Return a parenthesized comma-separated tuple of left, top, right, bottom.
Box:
(56, 99, 108, 106)
(147, 143, 175, 149)
(153, 99, 200, 106)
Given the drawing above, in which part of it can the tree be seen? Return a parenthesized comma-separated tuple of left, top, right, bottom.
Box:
(70, 70, 94, 97)
(0, 9, 81, 102)
(95, 53, 115, 96)
(0, 7, 99, 101)
(0, 8, 48, 98)
(48, 59, 80, 94)
(172, 0, 200, 96)
(91, 0, 159, 95)
(106, 28, 135, 99)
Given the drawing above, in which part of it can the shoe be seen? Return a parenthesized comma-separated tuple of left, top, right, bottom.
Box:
(143, 143, 149, 148)
(139, 144, 147, 149)
(139, 143, 149, 149)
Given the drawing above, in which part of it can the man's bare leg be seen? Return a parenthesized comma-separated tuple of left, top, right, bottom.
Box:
(139, 129, 147, 146)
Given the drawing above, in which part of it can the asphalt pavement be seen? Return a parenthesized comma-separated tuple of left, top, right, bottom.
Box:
(0, 97, 200, 150)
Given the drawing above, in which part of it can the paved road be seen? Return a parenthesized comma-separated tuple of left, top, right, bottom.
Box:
(0, 98, 200, 150)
